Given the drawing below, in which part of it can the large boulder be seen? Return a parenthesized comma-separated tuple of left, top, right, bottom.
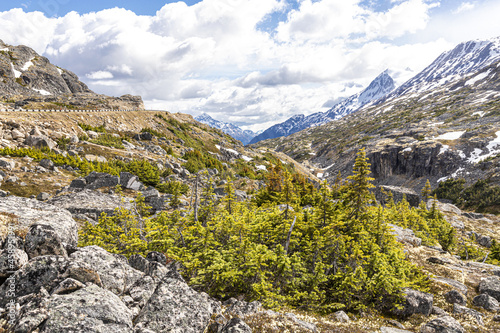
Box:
(134, 273, 221, 332)
(453, 303, 483, 326)
(0, 255, 69, 306)
(24, 134, 57, 150)
(394, 288, 433, 318)
(420, 316, 465, 333)
(84, 171, 119, 190)
(473, 293, 500, 312)
(120, 172, 145, 191)
(70, 245, 143, 295)
(388, 224, 422, 247)
(41, 284, 134, 333)
(24, 224, 68, 259)
(444, 290, 466, 306)
(220, 318, 252, 333)
(479, 276, 500, 302)
(0, 196, 78, 246)
(0, 248, 28, 277)
(48, 189, 133, 221)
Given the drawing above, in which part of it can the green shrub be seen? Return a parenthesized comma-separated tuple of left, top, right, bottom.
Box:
(89, 134, 125, 149)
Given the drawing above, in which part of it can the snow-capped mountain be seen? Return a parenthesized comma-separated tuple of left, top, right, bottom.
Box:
(383, 37, 500, 101)
(195, 113, 256, 145)
(249, 70, 395, 144)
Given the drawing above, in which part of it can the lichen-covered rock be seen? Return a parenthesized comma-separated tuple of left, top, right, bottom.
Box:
(24, 135, 57, 150)
(444, 290, 466, 306)
(41, 284, 134, 333)
(380, 327, 412, 333)
(388, 224, 422, 247)
(394, 288, 433, 318)
(84, 171, 119, 190)
(285, 313, 318, 332)
(70, 245, 143, 295)
(225, 299, 262, 317)
(146, 251, 167, 265)
(420, 316, 465, 333)
(51, 277, 86, 295)
(479, 276, 500, 302)
(0, 196, 78, 246)
(220, 317, 252, 333)
(453, 303, 483, 326)
(0, 248, 28, 277)
(62, 260, 103, 286)
(48, 189, 133, 219)
(375, 185, 421, 207)
(134, 276, 221, 332)
(0, 255, 68, 306)
(332, 310, 350, 323)
(120, 172, 144, 191)
(473, 293, 500, 312)
(24, 224, 68, 259)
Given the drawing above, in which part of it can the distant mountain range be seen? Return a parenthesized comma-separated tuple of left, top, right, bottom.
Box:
(251, 36, 500, 193)
(194, 113, 257, 145)
(249, 70, 395, 144)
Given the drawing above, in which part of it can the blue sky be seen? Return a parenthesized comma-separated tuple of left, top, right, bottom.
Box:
(0, 1, 499, 131)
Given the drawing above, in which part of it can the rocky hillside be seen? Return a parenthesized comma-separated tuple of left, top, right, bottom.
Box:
(0, 40, 143, 110)
(252, 39, 500, 195)
(249, 70, 395, 144)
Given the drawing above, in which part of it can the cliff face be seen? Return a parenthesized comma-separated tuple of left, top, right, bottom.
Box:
(0, 39, 144, 110)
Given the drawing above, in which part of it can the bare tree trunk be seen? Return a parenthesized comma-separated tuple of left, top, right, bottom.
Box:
(284, 216, 297, 255)
(194, 172, 199, 222)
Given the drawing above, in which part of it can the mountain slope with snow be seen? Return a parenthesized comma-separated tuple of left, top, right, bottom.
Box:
(195, 113, 256, 145)
(249, 71, 395, 144)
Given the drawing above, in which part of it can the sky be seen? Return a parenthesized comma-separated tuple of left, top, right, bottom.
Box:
(0, 0, 499, 131)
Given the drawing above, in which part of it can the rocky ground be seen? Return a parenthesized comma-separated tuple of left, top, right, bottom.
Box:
(0, 110, 499, 332)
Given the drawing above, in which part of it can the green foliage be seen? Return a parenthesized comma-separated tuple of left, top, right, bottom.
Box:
(89, 134, 125, 149)
(141, 127, 165, 138)
(80, 149, 433, 313)
(183, 150, 223, 173)
(78, 122, 106, 133)
(487, 240, 500, 265)
(156, 181, 189, 195)
(433, 178, 500, 214)
(56, 136, 71, 150)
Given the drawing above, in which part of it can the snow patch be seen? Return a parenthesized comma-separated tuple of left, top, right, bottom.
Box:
(465, 70, 491, 86)
(471, 111, 485, 118)
(429, 122, 444, 126)
(322, 163, 335, 171)
(57, 68, 63, 75)
(11, 64, 21, 78)
(256, 165, 267, 171)
(317, 173, 324, 178)
(467, 131, 500, 163)
(241, 155, 252, 162)
(215, 145, 221, 150)
(0, 47, 8, 51)
(439, 145, 449, 155)
(435, 131, 465, 140)
(21, 58, 34, 71)
(33, 88, 51, 96)
(402, 147, 412, 152)
(224, 148, 239, 155)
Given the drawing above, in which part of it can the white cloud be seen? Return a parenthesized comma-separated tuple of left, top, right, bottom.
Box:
(453, 2, 475, 14)
(86, 70, 114, 79)
(0, 0, 498, 131)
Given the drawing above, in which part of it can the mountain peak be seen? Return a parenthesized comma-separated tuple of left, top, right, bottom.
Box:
(194, 113, 256, 145)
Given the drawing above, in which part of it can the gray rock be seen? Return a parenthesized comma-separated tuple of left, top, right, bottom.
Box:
(146, 251, 167, 265)
(479, 276, 500, 302)
(69, 134, 79, 144)
(70, 245, 143, 295)
(86, 130, 99, 139)
(51, 277, 86, 295)
(39, 158, 54, 170)
(62, 260, 102, 286)
(0, 196, 78, 246)
(134, 276, 221, 332)
(452, 303, 483, 326)
(24, 224, 68, 259)
(380, 327, 412, 333)
(477, 235, 492, 248)
(420, 316, 464, 333)
(493, 315, 500, 322)
(426, 200, 462, 215)
(25, 134, 57, 150)
(220, 317, 252, 333)
(48, 189, 133, 219)
(11, 129, 25, 140)
(0, 248, 28, 277)
(432, 277, 468, 296)
(388, 224, 422, 247)
(2, 234, 24, 250)
(332, 310, 350, 323)
(427, 257, 454, 265)
(0, 158, 15, 170)
(444, 290, 466, 306)
(395, 288, 433, 318)
(85, 171, 119, 190)
(120, 171, 144, 191)
(36, 192, 51, 201)
(42, 284, 134, 333)
(0, 255, 69, 306)
(128, 275, 157, 308)
(69, 177, 87, 189)
(142, 186, 160, 199)
(284, 313, 317, 332)
(225, 299, 262, 317)
(473, 293, 500, 312)
(431, 306, 448, 316)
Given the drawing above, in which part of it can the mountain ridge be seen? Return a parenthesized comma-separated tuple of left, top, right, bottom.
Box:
(194, 112, 256, 145)
(249, 70, 395, 144)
